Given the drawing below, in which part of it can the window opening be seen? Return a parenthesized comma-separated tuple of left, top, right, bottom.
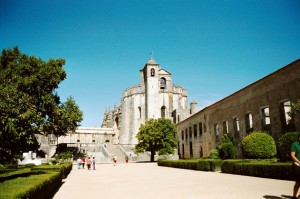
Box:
(233, 117, 240, 132)
(160, 77, 166, 89)
(138, 107, 141, 119)
(223, 121, 228, 134)
(214, 124, 220, 143)
(150, 68, 155, 76)
(161, 106, 166, 118)
(280, 100, 295, 132)
(261, 107, 271, 131)
(194, 124, 197, 138)
(199, 122, 203, 135)
(189, 141, 193, 157)
(245, 113, 253, 134)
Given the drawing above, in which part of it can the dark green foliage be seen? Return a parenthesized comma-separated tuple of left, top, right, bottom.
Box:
(0, 47, 83, 164)
(0, 162, 72, 198)
(277, 132, 299, 162)
(217, 134, 237, 159)
(135, 118, 177, 162)
(157, 159, 223, 171)
(241, 132, 277, 159)
(218, 142, 238, 159)
(221, 159, 293, 181)
(208, 149, 219, 159)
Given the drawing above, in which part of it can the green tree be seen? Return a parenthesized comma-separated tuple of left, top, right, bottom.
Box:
(135, 118, 177, 162)
(290, 100, 300, 118)
(0, 47, 83, 164)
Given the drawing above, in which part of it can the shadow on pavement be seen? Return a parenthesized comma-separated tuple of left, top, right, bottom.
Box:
(263, 195, 293, 199)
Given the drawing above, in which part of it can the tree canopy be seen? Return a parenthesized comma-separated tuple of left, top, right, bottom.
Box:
(135, 118, 177, 162)
(0, 47, 83, 164)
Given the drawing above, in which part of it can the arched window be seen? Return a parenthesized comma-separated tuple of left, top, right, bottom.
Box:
(150, 68, 155, 76)
(161, 106, 166, 118)
(160, 77, 166, 89)
(138, 107, 141, 118)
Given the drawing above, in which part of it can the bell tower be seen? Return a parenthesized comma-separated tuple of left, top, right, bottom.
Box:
(142, 57, 160, 120)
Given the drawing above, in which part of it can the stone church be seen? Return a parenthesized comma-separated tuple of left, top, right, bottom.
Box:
(101, 58, 194, 146)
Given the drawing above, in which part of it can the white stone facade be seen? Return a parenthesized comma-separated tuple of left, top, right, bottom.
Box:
(102, 58, 190, 146)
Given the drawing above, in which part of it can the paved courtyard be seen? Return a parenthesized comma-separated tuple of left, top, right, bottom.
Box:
(53, 162, 295, 199)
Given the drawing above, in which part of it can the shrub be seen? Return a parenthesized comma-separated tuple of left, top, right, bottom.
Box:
(218, 142, 237, 159)
(241, 132, 276, 159)
(217, 134, 237, 159)
(277, 132, 299, 162)
(209, 149, 219, 159)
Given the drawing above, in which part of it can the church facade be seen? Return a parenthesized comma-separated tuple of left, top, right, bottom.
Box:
(102, 58, 192, 146)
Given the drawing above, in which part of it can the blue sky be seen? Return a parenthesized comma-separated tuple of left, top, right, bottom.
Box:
(1, 0, 300, 127)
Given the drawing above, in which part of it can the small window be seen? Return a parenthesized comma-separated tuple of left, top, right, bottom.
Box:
(161, 106, 166, 118)
(160, 77, 166, 89)
(233, 117, 240, 133)
(138, 107, 141, 118)
(261, 107, 271, 131)
(199, 122, 203, 135)
(223, 121, 228, 134)
(245, 113, 253, 134)
(189, 127, 192, 139)
(282, 100, 292, 125)
(194, 124, 197, 138)
(280, 100, 295, 132)
(182, 130, 184, 140)
(262, 107, 270, 125)
(150, 68, 155, 76)
(214, 124, 220, 143)
(185, 128, 188, 140)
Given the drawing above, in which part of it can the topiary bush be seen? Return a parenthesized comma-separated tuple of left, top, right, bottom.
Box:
(277, 132, 299, 162)
(241, 132, 277, 159)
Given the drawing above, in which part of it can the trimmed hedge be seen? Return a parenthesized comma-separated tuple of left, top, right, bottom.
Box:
(221, 159, 293, 181)
(32, 162, 72, 178)
(0, 171, 62, 199)
(0, 168, 46, 183)
(0, 162, 73, 199)
(157, 159, 223, 171)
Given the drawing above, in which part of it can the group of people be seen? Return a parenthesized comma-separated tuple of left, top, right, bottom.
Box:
(77, 156, 96, 170)
(112, 155, 129, 166)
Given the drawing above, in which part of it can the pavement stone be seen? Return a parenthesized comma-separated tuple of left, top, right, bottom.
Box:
(53, 162, 295, 199)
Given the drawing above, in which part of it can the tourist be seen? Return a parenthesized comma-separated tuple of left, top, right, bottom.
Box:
(81, 157, 85, 169)
(87, 157, 92, 170)
(113, 155, 117, 166)
(77, 158, 82, 169)
(291, 134, 300, 199)
(125, 156, 128, 164)
(92, 157, 96, 170)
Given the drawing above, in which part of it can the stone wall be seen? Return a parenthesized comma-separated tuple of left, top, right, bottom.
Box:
(176, 59, 300, 159)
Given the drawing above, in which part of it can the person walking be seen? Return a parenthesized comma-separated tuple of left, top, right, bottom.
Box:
(291, 134, 300, 199)
(92, 157, 96, 170)
(77, 158, 82, 169)
(87, 157, 92, 170)
(81, 157, 85, 169)
(125, 156, 128, 165)
(113, 155, 117, 166)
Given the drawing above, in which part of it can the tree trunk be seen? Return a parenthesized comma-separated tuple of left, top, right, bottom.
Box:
(150, 150, 155, 162)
